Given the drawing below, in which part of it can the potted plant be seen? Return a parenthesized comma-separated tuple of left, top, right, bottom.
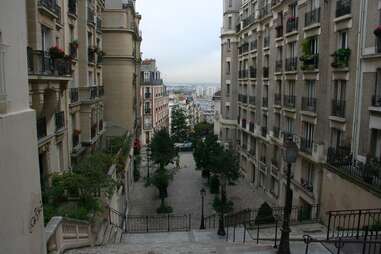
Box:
(49, 46, 65, 59)
(70, 40, 79, 49)
(374, 25, 381, 37)
(331, 48, 351, 68)
(287, 16, 296, 22)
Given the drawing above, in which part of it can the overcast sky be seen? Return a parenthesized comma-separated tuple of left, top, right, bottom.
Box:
(135, 0, 222, 85)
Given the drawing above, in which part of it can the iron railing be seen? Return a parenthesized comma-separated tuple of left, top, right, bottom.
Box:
(126, 214, 191, 233)
(37, 117, 47, 140)
(27, 48, 72, 76)
(39, 0, 59, 16)
(300, 137, 314, 155)
(273, 127, 280, 138)
(305, 8, 320, 27)
(55, 111, 65, 131)
(258, 4, 271, 19)
(96, 17, 102, 33)
(242, 14, 255, 28)
(87, 6, 95, 25)
(250, 67, 257, 78)
(88, 48, 95, 63)
(69, 43, 77, 59)
(68, 0, 77, 16)
(301, 97, 317, 112)
(249, 96, 256, 105)
(301, 54, 319, 70)
(336, 0, 351, 17)
(286, 16, 298, 33)
(250, 40, 257, 51)
(285, 57, 298, 71)
(275, 60, 283, 72)
(70, 88, 79, 103)
(284, 95, 296, 108)
(331, 99, 346, 118)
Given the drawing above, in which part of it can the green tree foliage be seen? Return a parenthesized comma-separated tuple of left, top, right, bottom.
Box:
(193, 134, 221, 177)
(171, 107, 190, 143)
(209, 175, 220, 194)
(255, 202, 275, 225)
(150, 128, 177, 170)
(191, 122, 213, 142)
(151, 168, 174, 213)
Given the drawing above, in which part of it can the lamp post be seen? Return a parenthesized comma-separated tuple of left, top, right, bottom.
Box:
(200, 188, 206, 230)
(278, 134, 298, 254)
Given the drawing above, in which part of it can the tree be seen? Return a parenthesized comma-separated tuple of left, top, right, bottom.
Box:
(193, 133, 221, 178)
(191, 122, 213, 143)
(171, 107, 190, 143)
(255, 202, 275, 225)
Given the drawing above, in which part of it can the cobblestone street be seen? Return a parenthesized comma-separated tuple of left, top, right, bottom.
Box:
(129, 149, 273, 228)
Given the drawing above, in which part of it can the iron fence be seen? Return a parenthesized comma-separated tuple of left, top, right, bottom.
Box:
(126, 214, 191, 233)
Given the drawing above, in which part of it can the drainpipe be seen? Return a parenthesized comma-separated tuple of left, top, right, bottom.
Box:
(352, 0, 367, 160)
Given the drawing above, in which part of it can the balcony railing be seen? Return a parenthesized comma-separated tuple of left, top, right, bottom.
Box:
(331, 48, 350, 68)
(68, 0, 77, 16)
(39, 0, 59, 16)
(87, 7, 95, 25)
(250, 40, 257, 51)
(27, 48, 72, 76)
(284, 95, 296, 108)
(96, 17, 102, 33)
(250, 67, 257, 78)
(37, 117, 47, 140)
(249, 122, 255, 133)
(262, 97, 268, 107)
(286, 16, 298, 33)
(285, 57, 298, 71)
(275, 60, 283, 72)
(331, 99, 346, 118)
(336, 0, 351, 17)
(301, 97, 317, 112)
(258, 4, 271, 19)
(239, 70, 248, 79)
(55, 111, 65, 131)
(70, 88, 79, 103)
(145, 92, 152, 99)
(261, 126, 268, 137)
(274, 93, 282, 105)
(72, 132, 80, 148)
(88, 48, 95, 63)
(242, 14, 255, 28)
(249, 96, 256, 105)
(241, 119, 247, 129)
(263, 67, 269, 78)
(69, 43, 78, 59)
(301, 54, 319, 70)
(305, 8, 320, 27)
(239, 94, 248, 104)
(239, 43, 250, 55)
(300, 137, 313, 155)
(273, 127, 280, 138)
(372, 95, 381, 107)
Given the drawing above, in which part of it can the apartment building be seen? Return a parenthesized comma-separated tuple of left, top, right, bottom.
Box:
(220, 0, 241, 147)
(221, 0, 381, 215)
(140, 59, 169, 145)
(1, 1, 45, 253)
(102, 0, 142, 135)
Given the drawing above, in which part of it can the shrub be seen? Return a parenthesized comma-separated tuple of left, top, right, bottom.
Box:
(255, 202, 275, 225)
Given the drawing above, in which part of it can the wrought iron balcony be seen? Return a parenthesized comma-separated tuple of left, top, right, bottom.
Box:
(305, 8, 320, 27)
(69, 43, 78, 59)
(145, 92, 152, 99)
(331, 99, 346, 118)
(239, 43, 250, 55)
(258, 4, 271, 19)
(301, 54, 319, 70)
(285, 57, 298, 71)
(27, 48, 72, 76)
(284, 95, 296, 108)
(87, 7, 95, 25)
(286, 16, 298, 33)
(242, 14, 255, 28)
(68, 0, 77, 16)
(249, 96, 256, 105)
(274, 93, 282, 105)
(250, 40, 257, 51)
(249, 122, 255, 133)
(275, 60, 283, 72)
(250, 67, 257, 78)
(372, 95, 381, 107)
(55, 111, 65, 131)
(301, 97, 317, 112)
(336, 0, 351, 17)
(37, 117, 47, 140)
(70, 88, 79, 103)
(96, 17, 102, 33)
(300, 137, 314, 155)
(273, 127, 280, 138)
(88, 48, 95, 63)
(39, 0, 59, 16)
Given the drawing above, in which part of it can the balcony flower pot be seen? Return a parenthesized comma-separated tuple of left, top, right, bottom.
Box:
(287, 16, 296, 22)
(331, 48, 351, 68)
(374, 26, 381, 37)
(49, 46, 65, 59)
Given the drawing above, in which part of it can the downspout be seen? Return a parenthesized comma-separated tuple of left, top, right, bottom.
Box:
(352, 0, 367, 160)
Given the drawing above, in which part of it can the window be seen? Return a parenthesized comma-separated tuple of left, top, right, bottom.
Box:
(286, 80, 295, 96)
(0, 32, 6, 102)
(330, 128, 343, 148)
(228, 16, 232, 29)
(70, 25, 75, 42)
(333, 80, 346, 101)
(226, 84, 230, 96)
(41, 25, 52, 51)
(309, 36, 319, 54)
(226, 61, 231, 74)
(306, 80, 316, 98)
(339, 30, 348, 49)
(58, 142, 64, 171)
(228, 0, 232, 7)
(285, 117, 294, 134)
(302, 122, 315, 142)
(288, 41, 297, 58)
(289, 2, 298, 17)
(88, 71, 93, 86)
(144, 102, 151, 114)
(227, 39, 231, 49)
(308, 0, 319, 10)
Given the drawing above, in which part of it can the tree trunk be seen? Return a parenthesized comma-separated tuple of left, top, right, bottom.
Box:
(217, 178, 226, 236)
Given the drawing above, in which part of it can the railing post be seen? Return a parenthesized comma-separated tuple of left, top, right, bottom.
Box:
(357, 210, 362, 239)
(76, 224, 80, 240)
(327, 211, 332, 240)
(226, 224, 229, 241)
(257, 224, 260, 244)
(274, 219, 278, 248)
(168, 214, 170, 232)
(362, 226, 369, 254)
(233, 223, 236, 242)
(146, 216, 149, 233)
(243, 223, 246, 244)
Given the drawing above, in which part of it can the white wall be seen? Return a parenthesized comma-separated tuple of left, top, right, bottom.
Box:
(0, 0, 45, 253)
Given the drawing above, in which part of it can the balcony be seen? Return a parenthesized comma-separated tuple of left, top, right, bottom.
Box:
(300, 137, 313, 155)
(69, 43, 78, 59)
(258, 4, 271, 19)
(331, 48, 351, 68)
(239, 94, 248, 104)
(72, 132, 80, 148)
(241, 119, 247, 129)
(144, 108, 151, 114)
(88, 48, 95, 63)
(68, 0, 77, 16)
(263, 67, 269, 78)
(37, 117, 47, 140)
(96, 17, 102, 33)
(38, 0, 59, 17)
(336, 0, 351, 18)
(249, 122, 255, 133)
(70, 88, 79, 103)
(250, 40, 257, 51)
(305, 8, 320, 27)
(262, 97, 268, 107)
(274, 94, 282, 106)
(55, 111, 65, 132)
(275, 60, 283, 72)
(27, 48, 72, 77)
(301, 97, 317, 112)
(300, 178, 314, 193)
(273, 127, 280, 138)
(250, 67, 257, 78)
(285, 57, 298, 72)
(284, 95, 296, 108)
(239, 43, 250, 55)
(331, 99, 346, 118)
(239, 70, 248, 79)
(249, 96, 256, 105)
(261, 126, 267, 137)
(301, 54, 319, 70)
(372, 95, 381, 107)
(242, 14, 255, 28)
(286, 16, 298, 33)
(80, 87, 99, 102)
(87, 7, 95, 25)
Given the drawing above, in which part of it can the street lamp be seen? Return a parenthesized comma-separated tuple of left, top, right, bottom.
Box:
(200, 188, 206, 230)
(278, 134, 298, 254)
